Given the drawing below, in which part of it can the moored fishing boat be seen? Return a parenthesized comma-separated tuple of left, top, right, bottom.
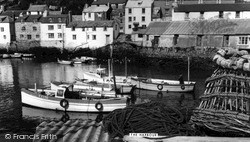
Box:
(57, 59, 74, 65)
(130, 77, 195, 92)
(21, 82, 128, 112)
(22, 53, 35, 58)
(2, 54, 11, 59)
(10, 53, 23, 58)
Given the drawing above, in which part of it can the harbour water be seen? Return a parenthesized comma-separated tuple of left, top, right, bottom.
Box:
(0, 58, 214, 133)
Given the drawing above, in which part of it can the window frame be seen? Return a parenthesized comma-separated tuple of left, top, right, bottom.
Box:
(48, 33, 54, 38)
(48, 25, 54, 30)
(238, 36, 248, 45)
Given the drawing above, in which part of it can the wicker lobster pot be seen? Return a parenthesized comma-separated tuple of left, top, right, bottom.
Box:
(191, 49, 250, 136)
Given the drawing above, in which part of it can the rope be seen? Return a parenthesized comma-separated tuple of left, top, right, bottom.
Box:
(103, 101, 198, 138)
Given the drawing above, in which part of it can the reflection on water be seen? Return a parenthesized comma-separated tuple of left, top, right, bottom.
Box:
(0, 58, 214, 132)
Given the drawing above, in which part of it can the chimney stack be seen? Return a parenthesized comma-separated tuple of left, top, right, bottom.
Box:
(43, 9, 48, 17)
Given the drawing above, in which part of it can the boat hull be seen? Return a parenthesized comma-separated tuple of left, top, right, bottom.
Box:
(131, 78, 195, 92)
(57, 59, 73, 65)
(21, 89, 127, 112)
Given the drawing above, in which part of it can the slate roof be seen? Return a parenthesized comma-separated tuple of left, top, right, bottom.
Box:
(33, 119, 110, 142)
(67, 20, 115, 28)
(27, 5, 49, 12)
(0, 10, 26, 18)
(144, 22, 171, 35)
(175, 3, 250, 12)
(15, 15, 42, 22)
(92, 0, 127, 5)
(40, 15, 68, 23)
(126, 0, 154, 8)
(0, 16, 13, 23)
(143, 19, 250, 36)
(49, 11, 62, 15)
(83, 5, 109, 13)
(72, 15, 82, 21)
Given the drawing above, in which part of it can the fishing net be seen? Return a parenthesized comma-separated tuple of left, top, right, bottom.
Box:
(103, 101, 200, 138)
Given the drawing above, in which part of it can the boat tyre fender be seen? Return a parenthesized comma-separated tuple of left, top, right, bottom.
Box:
(60, 99, 69, 109)
(157, 91, 163, 98)
(123, 79, 127, 83)
(95, 102, 103, 111)
(157, 84, 163, 90)
(61, 114, 70, 122)
(181, 85, 185, 90)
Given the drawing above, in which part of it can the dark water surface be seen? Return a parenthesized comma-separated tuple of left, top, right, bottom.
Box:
(0, 58, 214, 133)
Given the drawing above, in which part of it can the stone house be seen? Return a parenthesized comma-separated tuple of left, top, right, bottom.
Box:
(137, 19, 250, 50)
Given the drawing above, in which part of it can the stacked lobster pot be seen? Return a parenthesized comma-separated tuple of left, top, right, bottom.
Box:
(190, 48, 250, 136)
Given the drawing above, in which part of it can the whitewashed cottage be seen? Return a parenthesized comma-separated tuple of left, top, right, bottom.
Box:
(64, 20, 120, 49)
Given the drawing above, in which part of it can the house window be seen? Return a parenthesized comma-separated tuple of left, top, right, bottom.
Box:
(142, 25, 146, 29)
(138, 34, 143, 38)
(87, 35, 89, 39)
(72, 27, 75, 31)
(58, 33, 62, 38)
(20, 34, 24, 38)
(219, 11, 223, 18)
(58, 25, 61, 29)
(196, 35, 203, 46)
(134, 17, 136, 21)
(33, 26, 37, 31)
(88, 13, 91, 18)
(200, 12, 204, 19)
(73, 35, 76, 40)
(128, 25, 131, 29)
(236, 11, 240, 18)
(185, 12, 189, 20)
(238, 36, 248, 45)
(129, 8, 132, 14)
(146, 35, 149, 40)
(92, 35, 96, 40)
(142, 8, 145, 14)
(116, 4, 118, 8)
(223, 35, 229, 46)
(3, 35, 6, 39)
(82, 28, 85, 31)
(36, 35, 40, 38)
(104, 26, 107, 31)
(1, 27, 4, 32)
(48, 33, 54, 38)
(58, 18, 62, 22)
(21, 26, 26, 31)
(173, 35, 179, 45)
(27, 35, 32, 39)
(93, 26, 96, 31)
(129, 17, 132, 22)
(48, 25, 54, 30)
(142, 16, 145, 22)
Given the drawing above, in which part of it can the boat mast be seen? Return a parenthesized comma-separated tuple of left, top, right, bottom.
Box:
(188, 56, 190, 83)
(110, 43, 117, 97)
(125, 57, 127, 78)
